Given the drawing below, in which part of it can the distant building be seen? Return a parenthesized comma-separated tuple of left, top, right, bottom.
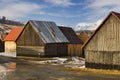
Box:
(77, 31, 92, 44)
(84, 11, 120, 70)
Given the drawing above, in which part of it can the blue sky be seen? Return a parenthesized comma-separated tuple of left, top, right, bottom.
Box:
(0, 0, 120, 29)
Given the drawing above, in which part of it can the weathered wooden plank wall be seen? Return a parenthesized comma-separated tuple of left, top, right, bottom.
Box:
(16, 23, 44, 46)
(68, 44, 82, 56)
(85, 14, 120, 69)
(16, 23, 45, 56)
(45, 43, 68, 57)
(17, 46, 44, 57)
(5, 41, 16, 53)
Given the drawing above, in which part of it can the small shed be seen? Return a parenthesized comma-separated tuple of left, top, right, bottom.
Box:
(16, 20, 69, 57)
(4, 27, 23, 56)
(84, 11, 120, 70)
(59, 27, 83, 56)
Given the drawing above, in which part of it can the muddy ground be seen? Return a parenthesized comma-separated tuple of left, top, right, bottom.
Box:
(0, 56, 120, 80)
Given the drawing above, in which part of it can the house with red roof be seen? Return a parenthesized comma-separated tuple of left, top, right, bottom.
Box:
(4, 27, 23, 56)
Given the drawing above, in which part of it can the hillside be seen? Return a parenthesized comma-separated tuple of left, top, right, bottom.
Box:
(0, 16, 24, 41)
(0, 16, 24, 26)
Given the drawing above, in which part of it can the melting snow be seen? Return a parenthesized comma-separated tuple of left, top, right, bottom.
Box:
(0, 52, 16, 57)
(30, 57, 85, 68)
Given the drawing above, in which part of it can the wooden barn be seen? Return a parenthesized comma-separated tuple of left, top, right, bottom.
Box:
(4, 27, 23, 56)
(16, 20, 69, 57)
(59, 27, 83, 56)
(84, 11, 120, 70)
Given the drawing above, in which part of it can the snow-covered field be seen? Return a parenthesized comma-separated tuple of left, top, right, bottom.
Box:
(29, 57, 85, 68)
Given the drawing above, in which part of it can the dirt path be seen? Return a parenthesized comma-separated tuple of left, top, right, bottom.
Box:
(0, 56, 120, 80)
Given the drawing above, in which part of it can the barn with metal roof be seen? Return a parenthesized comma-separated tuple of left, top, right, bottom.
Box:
(16, 20, 69, 57)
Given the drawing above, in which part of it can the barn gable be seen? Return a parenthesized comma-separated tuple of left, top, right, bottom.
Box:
(16, 22, 44, 46)
(84, 11, 120, 51)
(84, 11, 120, 70)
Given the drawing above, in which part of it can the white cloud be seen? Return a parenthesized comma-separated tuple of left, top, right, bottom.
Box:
(74, 19, 102, 31)
(0, 0, 44, 19)
(46, 12, 82, 18)
(85, 0, 120, 20)
(45, 0, 75, 7)
(88, 0, 120, 9)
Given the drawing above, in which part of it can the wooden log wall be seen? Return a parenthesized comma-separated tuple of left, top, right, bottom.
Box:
(68, 44, 82, 57)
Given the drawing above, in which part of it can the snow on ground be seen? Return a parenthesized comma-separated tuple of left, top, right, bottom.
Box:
(30, 57, 85, 68)
(0, 52, 16, 57)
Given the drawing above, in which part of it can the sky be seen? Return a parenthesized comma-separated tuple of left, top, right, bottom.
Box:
(0, 0, 120, 30)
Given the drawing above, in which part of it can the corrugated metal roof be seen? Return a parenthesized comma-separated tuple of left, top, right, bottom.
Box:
(29, 20, 69, 43)
(59, 26, 83, 44)
(4, 27, 23, 41)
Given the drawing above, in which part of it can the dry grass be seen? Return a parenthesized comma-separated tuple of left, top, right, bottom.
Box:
(16, 56, 52, 61)
(65, 67, 120, 75)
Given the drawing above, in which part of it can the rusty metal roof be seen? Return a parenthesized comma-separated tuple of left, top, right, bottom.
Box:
(29, 20, 69, 43)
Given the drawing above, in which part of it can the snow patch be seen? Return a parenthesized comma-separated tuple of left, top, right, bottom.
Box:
(0, 52, 16, 57)
(29, 57, 85, 68)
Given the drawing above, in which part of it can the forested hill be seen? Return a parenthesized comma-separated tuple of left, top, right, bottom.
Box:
(0, 16, 24, 26)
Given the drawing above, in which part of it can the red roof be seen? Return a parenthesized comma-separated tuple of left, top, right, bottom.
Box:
(4, 27, 23, 41)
